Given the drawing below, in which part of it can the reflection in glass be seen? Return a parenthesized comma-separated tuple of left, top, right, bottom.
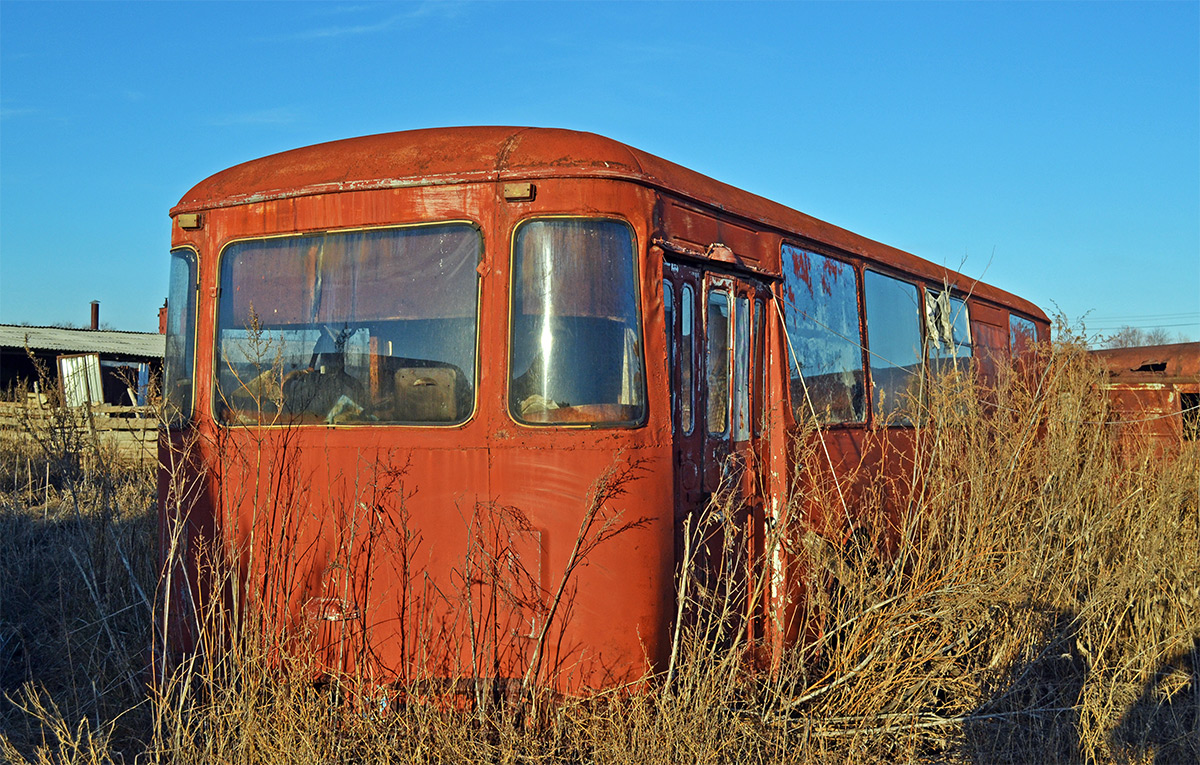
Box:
(509, 219, 645, 426)
(1009, 314, 1037, 358)
(864, 270, 923, 423)
(215, 223, 480, 425)
(925, 290, 972, 377)
(780, 245, 865, 423)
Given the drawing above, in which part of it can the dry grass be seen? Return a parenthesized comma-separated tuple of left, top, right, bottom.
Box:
(1, 335, 1196, 763)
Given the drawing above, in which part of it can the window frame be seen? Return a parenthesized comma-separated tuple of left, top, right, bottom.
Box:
(863, 267, 925, 427)
(779, 241, 868, 428)
(210, 219, 485, 428)
(506, 214, 648, 430)
(165, 246, 199, 428)
(1009, 313, 1038, 358)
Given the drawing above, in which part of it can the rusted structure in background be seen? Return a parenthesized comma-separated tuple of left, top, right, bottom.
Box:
(160, 127, 1048, 692)
(1092, 342, 1200, 450)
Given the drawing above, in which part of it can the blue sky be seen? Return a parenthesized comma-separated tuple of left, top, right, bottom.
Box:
(2, 1, 1197, 340)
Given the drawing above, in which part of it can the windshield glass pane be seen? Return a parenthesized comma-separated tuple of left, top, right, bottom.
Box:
(164, 248, 197, 425)
(509, 219, 645, 427)
(215, 223, 480, 425)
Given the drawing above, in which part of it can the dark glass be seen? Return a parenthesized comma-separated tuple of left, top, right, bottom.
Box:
(680, 284, 695, 435)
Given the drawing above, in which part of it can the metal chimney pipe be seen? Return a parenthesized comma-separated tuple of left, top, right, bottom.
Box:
(91, 301, 100, 330)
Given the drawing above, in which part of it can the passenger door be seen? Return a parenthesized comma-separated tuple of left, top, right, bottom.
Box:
(664, 260, 771, 641)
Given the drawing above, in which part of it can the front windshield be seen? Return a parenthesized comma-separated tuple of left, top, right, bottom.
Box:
(214, 223, 480, 425)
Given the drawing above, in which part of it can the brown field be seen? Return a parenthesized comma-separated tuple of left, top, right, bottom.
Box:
(1, 335, 1197, 764)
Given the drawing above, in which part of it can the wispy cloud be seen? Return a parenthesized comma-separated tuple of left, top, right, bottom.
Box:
(305, 4, 379, 18)
(207, 107, 300, 127)
(0, 107, 39, 121)
(273, 1, 465, 41)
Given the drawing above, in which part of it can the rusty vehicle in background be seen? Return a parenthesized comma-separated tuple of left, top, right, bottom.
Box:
(159, 127, 1049, 693)
(1091, 342, 1200, 452)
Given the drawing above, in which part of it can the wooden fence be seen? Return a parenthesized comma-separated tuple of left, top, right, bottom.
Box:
(0, 393, 158, 465)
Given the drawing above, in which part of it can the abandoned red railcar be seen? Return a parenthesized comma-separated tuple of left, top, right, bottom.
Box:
(1091, 342, 1200, 451)
(159, 127, 1049, 690)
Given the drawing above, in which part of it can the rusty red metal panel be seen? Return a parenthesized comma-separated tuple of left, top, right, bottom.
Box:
(1092, 342, 1200, 385)
(1092, 342, 1200, 451)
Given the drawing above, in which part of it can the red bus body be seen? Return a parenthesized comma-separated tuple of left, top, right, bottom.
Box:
(159, 127, 1049, 690)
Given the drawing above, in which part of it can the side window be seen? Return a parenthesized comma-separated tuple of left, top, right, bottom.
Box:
(925, 289, 972, 375)
(1009, 314, 1037, 358)
(780, 245, 865, 424)
(164, 248, 197, 425)
(706, 290, 730, 435)
(1182, 392, 1199, 442)
(864, 270, 923, 424)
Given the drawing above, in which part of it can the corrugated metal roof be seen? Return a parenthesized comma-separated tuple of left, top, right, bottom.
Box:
(0, 325, 165, 359)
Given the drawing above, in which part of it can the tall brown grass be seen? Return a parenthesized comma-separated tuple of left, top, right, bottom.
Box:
(1, 335, 1196, 763)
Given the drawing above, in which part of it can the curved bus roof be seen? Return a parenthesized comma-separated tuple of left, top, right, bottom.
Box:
(174, 126, 1046, 322)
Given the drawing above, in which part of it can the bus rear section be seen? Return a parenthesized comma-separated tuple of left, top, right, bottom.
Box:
(161, 150, 677, 692)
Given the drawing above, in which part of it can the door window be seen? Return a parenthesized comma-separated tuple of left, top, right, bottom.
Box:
(680, 284, 695, 435)
(706, 290, 730, 435)
(733, 295, 751, 441)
